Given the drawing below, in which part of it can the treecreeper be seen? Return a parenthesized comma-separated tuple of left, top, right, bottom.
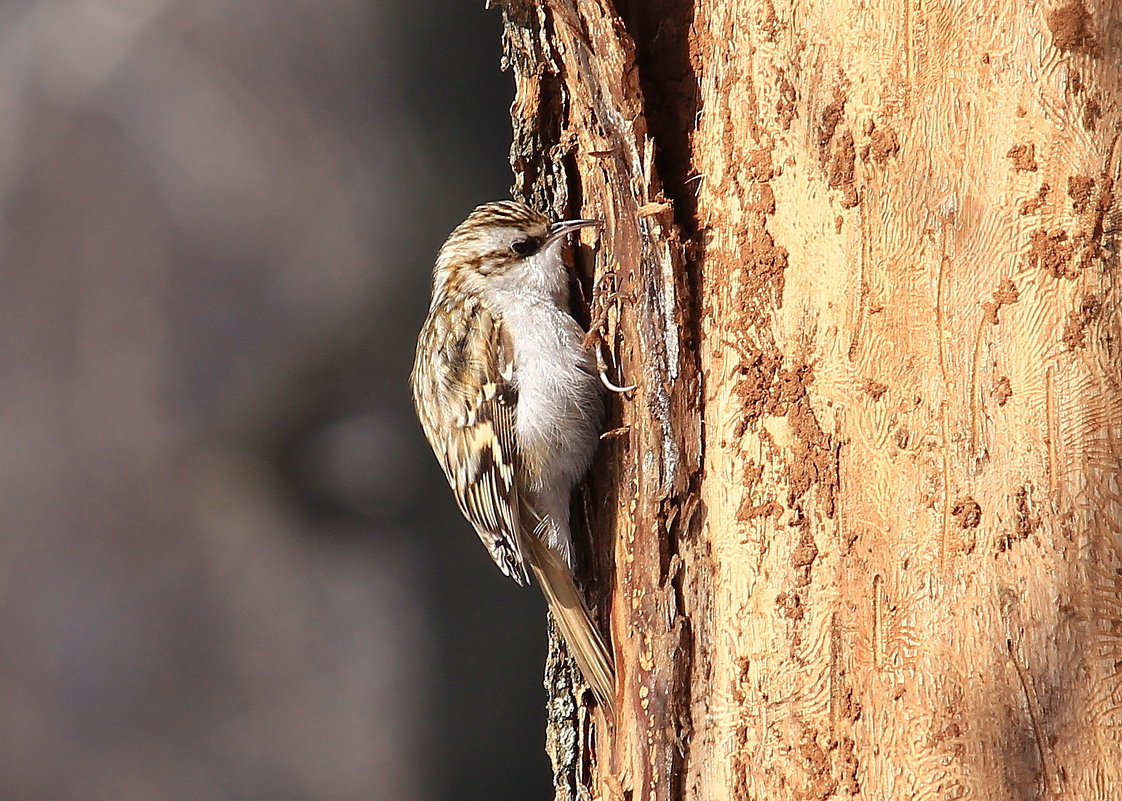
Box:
(410, 200, 617, 717)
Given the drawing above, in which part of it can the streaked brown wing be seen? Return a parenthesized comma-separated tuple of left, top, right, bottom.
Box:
(412, 297, 528, 585)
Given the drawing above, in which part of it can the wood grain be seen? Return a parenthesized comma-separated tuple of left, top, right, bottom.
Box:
(500, 0, 1122, 797)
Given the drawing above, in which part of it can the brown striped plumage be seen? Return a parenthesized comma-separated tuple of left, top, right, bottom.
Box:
(413, 293, 528, 582)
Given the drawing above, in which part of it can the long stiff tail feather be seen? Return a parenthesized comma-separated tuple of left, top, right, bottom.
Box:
(523, 536, 616, 718)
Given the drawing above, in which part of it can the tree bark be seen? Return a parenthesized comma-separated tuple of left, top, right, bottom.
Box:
(498, 0, 1122, 798)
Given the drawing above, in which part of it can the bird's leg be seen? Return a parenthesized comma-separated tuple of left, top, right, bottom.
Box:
(582, 270, 636, 394)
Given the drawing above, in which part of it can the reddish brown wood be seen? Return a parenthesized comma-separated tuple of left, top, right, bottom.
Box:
(500, 0, 1122, 798)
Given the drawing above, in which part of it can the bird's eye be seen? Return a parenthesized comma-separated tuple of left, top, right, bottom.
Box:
(510, 239, 535, 256)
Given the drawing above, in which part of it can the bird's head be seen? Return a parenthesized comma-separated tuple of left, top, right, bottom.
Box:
(432, 200, 598, 301)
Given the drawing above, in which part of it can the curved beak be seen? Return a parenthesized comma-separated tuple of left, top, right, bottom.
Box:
(547, 217, 600, 243)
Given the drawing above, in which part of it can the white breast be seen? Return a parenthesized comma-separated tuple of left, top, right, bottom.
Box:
(493, 290, 602, 495)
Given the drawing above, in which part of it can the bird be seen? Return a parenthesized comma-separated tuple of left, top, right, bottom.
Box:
(410, 199, 616, 715)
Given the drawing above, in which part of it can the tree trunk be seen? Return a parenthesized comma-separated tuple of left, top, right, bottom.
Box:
(497, 0, 1122, 798)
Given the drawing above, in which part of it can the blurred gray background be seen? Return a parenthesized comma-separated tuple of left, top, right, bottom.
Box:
(0, 1, 553, 799)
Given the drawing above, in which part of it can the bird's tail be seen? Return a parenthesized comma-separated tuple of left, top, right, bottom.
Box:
(524, 535, 616, 718)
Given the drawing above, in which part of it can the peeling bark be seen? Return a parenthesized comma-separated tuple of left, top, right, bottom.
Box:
(497, 0, 1122, 798)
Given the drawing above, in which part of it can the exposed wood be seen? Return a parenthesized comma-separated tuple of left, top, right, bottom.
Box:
(499, 0, 1122, 798)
